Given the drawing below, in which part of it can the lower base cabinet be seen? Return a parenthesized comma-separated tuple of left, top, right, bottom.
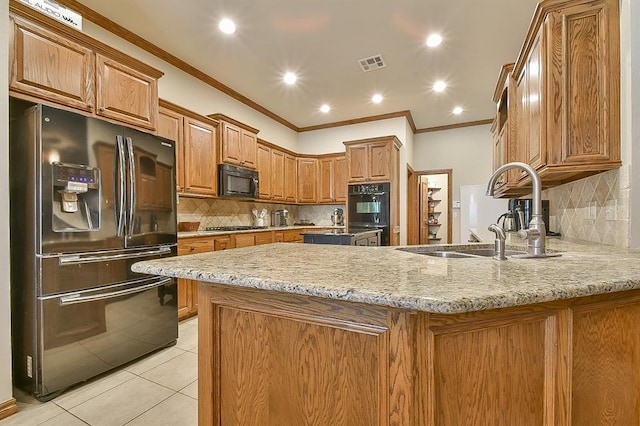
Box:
(198, 285, 640, 425)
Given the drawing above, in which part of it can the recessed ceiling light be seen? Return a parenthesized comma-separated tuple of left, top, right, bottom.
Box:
(218, 18, 236, 34)
(452, 106, 463, 115)
(426, 34, 443, 47)
(372, 94, 383, 104)
(433, 81, 447, 92)
(284, 72, 297, 85)
(320, 104, 331, 113)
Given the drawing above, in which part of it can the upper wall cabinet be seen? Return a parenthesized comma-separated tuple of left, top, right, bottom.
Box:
(209, 114, 258, 170)
(9, 4, 163, 131)
(345, 137, 400, 184)
(492, 0, 620, 196)
(157, 100, 218, 197)
(318, 155, 347, 203)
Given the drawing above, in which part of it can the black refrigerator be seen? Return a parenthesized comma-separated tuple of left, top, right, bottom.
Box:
(9, 101, 178, 401)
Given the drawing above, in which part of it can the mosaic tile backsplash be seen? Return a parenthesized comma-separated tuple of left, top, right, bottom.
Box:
(177, 197, 345, 229)
(542, 166, 629, 247)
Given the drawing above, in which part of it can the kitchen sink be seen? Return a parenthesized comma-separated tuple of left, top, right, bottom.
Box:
(397, 246, 525, 259)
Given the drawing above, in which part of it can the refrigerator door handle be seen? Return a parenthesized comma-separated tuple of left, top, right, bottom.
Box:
(58, 246, 173, 265)
(58, 277, 173, 305)
(115, 135, 126, 237)
(125, 137, 136, 236)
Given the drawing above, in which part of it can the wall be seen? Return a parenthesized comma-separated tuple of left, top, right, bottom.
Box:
(1, 0, 13, 409)
(412, 124, 494, 243)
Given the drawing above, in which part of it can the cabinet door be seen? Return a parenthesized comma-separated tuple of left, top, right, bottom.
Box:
(10, 16, 94, 112)
(347, 145, 368, 182)
(95, 54, 158, 130)
(271, 149, 285, 200)
(333, 156, 347, 202)
(255, 232, 273, 245)
(284, 154, 297, 202)
(157, 107, 184, 192)
(525, 28, 545, 172)
(184, 117, 217, 196)
(256, 143, 271, 199)
(318, 157, 334, 203)
(368, 142, 392, 181)
(177, 278, 192, 320)
(220, 122, 242, 166)
(548, 1, 619, 165)
(241, 130, 257, 169)
(234, 233, 256, 248)
(297, 158, 318, 203)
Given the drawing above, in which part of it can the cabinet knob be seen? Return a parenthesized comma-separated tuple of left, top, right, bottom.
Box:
(87, 103, 94, 109)
(190, 246, 196, 251)
(99, 107, 105, 112)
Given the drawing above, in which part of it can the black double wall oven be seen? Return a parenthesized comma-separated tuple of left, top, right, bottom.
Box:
(347, 182, 391, 246)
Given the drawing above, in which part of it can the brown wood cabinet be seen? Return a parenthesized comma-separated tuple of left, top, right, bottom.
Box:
(493, 0, 621, 195)
(210, 114, 258, 169)
(198, 284, 640, 425)
(296, 157, 318, 203)
(157, 100, 219, 198)
(345, 137, 399, 183)
(271, 149, 285, 201)
(9, 5, 162, 131)
(318, 155, 347, 203)
(256, 143, 272, 199)
(284, 154, 298, 202)
(177, 237, 214, 320)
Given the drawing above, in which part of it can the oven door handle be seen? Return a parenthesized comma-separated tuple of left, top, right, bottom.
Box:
(58, 278, 173, 305)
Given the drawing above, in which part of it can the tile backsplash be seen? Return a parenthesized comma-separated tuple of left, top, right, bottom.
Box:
(177, 197, 345, 228)
(543, 166, 629, 247)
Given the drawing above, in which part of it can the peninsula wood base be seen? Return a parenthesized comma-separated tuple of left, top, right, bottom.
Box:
(198, 283, 640, 425)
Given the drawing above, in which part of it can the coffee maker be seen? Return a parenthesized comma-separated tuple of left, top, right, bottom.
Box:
(271, 209, 289, 227)
(508, 199, 550, 233)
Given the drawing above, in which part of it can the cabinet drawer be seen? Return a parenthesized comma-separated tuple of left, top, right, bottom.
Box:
(283, 230, 303, 243)
(214, 236, 233, 251)
(178, 237, 214, 255)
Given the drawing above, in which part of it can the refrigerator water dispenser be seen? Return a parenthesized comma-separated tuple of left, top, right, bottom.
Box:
(52, 162, 101, 232)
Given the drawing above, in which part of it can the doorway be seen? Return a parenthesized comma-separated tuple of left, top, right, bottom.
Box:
(407, 169, 452, 245)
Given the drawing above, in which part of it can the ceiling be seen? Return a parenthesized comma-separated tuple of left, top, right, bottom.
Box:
(70, 0, 540, 130)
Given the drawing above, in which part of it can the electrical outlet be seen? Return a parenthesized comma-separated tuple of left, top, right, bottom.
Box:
(588, 201, 597, 220)
(605, 199, 618, 221)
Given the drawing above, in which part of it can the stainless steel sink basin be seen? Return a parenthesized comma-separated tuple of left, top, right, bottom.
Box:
(397, 247, 525, 258)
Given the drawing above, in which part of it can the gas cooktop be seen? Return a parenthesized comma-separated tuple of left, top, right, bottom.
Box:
(204, 226, 268, 231)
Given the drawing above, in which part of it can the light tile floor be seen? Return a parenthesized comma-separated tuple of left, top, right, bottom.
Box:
(1, 317, 199, 426)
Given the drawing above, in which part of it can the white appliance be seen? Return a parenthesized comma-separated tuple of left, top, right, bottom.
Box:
(459, 184, 508, 242)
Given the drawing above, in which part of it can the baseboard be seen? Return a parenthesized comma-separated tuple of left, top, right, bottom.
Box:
(0, 398, 18, 420)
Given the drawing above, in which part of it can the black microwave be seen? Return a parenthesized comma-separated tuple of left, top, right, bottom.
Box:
(218, 164, 259, 199)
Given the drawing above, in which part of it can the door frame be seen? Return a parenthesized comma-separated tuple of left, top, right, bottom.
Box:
(408, 168, 453, 245)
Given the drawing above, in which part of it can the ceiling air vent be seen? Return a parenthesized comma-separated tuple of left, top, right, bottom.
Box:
(358, 54, 386, 72)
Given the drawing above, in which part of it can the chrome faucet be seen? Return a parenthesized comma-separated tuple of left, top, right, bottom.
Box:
(486, 162, 547, 257)
(487, 223, 507, 260)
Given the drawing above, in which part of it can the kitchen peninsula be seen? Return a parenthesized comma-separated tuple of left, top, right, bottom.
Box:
(132, 240, 640, 425)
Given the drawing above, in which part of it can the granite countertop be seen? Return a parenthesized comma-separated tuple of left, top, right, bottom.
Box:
(178, 225, 345, 238)
(132, 238, 640, 314)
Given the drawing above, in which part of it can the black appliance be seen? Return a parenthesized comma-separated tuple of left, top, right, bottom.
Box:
(509, 198, 550, 233)
(347, 183, 391, 245)
(9, 101, 178, 401)
(218, 163, 259, 199)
